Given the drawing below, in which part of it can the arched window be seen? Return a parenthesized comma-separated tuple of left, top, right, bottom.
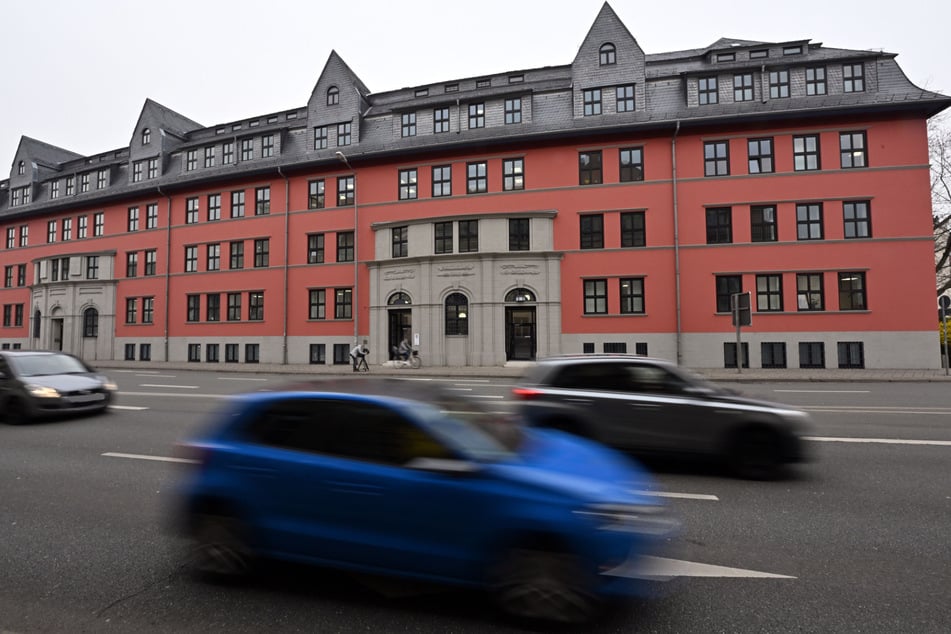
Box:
(142, 128, 151, 145)
(388, 292, 412, 305)
(599, 43, 616, 66)
(445, 293, 469, 336)
(505, 288, 536, 303)
(83, 307, 99, 338)
(17, 160, 25, 175)
(327, 86, 340, 106)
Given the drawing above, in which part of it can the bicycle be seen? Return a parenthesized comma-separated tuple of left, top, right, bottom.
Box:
(352, 355, 370, 372)
(394, 350, 422, 369)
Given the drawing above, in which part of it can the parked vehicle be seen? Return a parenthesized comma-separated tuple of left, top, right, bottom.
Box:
(512, 355, 812, 479)
(0, 350, 117, 424)
(174, 378, 677, 623)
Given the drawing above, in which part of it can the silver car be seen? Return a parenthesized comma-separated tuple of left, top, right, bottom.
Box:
(0, 351, 117, 424)
(512, 355, 812, 479)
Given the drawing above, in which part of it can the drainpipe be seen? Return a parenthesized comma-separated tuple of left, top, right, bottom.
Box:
(158, 185, 172, 363)
(671, 121, 683, 365)
(278, 166, 290, 365)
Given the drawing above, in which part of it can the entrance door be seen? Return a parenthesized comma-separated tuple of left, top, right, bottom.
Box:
(388, 309, 411, 360)
(51, 318, 64, 351)
(505, 307, 536, 361)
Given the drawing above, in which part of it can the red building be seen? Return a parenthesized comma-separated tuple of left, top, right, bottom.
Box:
(1, 4, 948, 369)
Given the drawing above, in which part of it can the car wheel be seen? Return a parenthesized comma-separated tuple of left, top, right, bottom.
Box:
(729, 427, 783, 480)
(491, 547, 598, 624)
(3, 398, 28, 425)
(192, 513, 253, 580)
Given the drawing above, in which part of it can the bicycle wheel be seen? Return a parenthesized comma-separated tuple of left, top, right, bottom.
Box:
(410, 355, 421, 369)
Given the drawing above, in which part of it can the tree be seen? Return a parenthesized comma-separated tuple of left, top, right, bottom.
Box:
(932, 114, 951, 296)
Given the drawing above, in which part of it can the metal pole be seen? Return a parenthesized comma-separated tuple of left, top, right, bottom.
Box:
(943, 306, 949, 376)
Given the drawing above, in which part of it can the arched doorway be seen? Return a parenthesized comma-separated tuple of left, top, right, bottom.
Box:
(504, 287, 536, 361)
(387, 292, 412, 359)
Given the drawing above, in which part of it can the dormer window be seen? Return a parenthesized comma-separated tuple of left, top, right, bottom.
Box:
(716, 52, 735, 63)
(599, 43, 616, 66)
(327, 86, 340, 106)
(142, 128, 151, 145)
(17, 160, 25, 175)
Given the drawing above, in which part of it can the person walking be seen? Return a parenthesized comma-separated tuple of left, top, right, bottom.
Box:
(350, 340, 369, 372)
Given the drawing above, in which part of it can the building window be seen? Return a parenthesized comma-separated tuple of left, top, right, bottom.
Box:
(840, 132, 867, 168)
(584, 279, 607, 314)
(206, 293, 220, 322)
(20, 225, 30, 246)
(796, 203, 824, 240)
(509, 218, 529, 251)
(261, 135, 274, 158)
(229, 241, 244, 269)
(337, 122, 351, 146)
(184, 246, 198, 272)
(227, 293, 241, 321)
(78, 216, 88, 238)
(66, 176, 75, 196)
(715, 275, 742, 312)
(231, 190, 246, 217)
(80, 173, 89, 192)
(580, 214, 604, 249)
(434, 108, 450, 133)
(308, 179, 325, 209)
(445, 293, 469, 336)
(126, 252, 138, 278)
(751, 205, 777, 242)
(724, 342, 750, 369)
(704, 141, 730, 176)
(466, 161, 487, 194)
(756, 274, 783, 311)
(124, 344, 136, 361)
(398, 169, 418, 200)
(207, 243, 221, 271)
(504, 98, 522, 124)
(147, 158, 158, 178)
(583, 89, 602, 115)
(337, 176, 354, 205)
(17, 160, 25, 175)
(467, 103, 485, 129)
(734, 73, 754, 101)
(699, 77, 718, 105)
(186, 197, 199, 224)
(248, 292, 264, 321)
(335, 288, 353, 319)
(208, 194, 221, 221)
(225, 343, 239, 362)
(806, 67, 827, 95)
(616, 85, 635, 112)
(769, 70, 790, 98)
(599, 43, 616, 66)
(97, 169, 108, 189)
(327, 86, 339, 105)
(5, 228, 13, 249)
(435, 221, 453, 254)
(748, 138, 774, 173)
(401, 113, 417, 137)
(619, 278, 645, 314)
(254, 239, 269, 268)
(837, 342, 865, 369)
(205, 343, 218, 363)
(309, 344, 326, 364)
(308, 289, 326, 320)
(459, 220, 479, 253)
(51, 180, 60, 199)
(83, 308, 99, 337)
(337, 232, 354, 262)
(144, 250, 157, 276)
(187, 343, 201, 362)
(838, 272, 867, 310)
(204, 146, 216, 168)
(132, 162, 143, 183)
(47, 220, 56, 244)
(240, 138, 253, 161)
(706, 207, 732, 244)
(619, 147, 644, 182)
(17, 264, 25, 286)
(142, 297, 154, 324)
(843, 63, 865, 92)
(579, 151, 603, 185)
(432, 165, 451, 197)
(843, 201, 872, 238)
(142, 128, 151, 145)
(314, 126, 328, 150)
(3, 267, 11, 288)
(391, 226, 408, 258)
(502, 159, 524, 191)
(186, 150, 197, 171)
(621, 211, 646, 247)
(799, 342, 825, 368)
(797, 273, 824, 311)
(761, 342, 787, 369)
(125, 298, 137, 324)
(255, 186, 270, 215)
(307, 233, 325, 264)
(793, 135, 820, 171)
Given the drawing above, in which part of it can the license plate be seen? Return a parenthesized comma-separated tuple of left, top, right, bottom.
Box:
(69, 393, 105, 403)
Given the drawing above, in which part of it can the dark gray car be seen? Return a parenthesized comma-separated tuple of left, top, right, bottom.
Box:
(0, 351, 117, 424)
(512, 355, 812, 479)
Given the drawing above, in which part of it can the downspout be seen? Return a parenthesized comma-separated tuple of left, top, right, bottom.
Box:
(158, 185, 172, 363)
(278, 166, 290, 365)
(671, 121, 683, 366)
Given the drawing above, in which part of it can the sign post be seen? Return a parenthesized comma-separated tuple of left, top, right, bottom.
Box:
(731, 292, 752, 374)
(940, 295, 950, 376)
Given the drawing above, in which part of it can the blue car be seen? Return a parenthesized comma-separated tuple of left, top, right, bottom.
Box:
(175, 378, 677, 623)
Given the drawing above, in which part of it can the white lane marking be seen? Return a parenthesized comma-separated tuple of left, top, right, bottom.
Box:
(102, 452, 198, 464)
(219, 377, 269, 382)
(110, 405, 149, 411)
(806, 436, 951, 446)
(121, 391, 229, 399)
(626, 556, 796, 580)
(446, 387, 474, 391)
(139, 384, 199, 389)
(470, 395, 505, 399)
(806, 408, 951, 416)
(136, 374, 176, 378)
(641, 491, 719, 501)
(114, 370, 161, 374)
(774, 389, 870, 394)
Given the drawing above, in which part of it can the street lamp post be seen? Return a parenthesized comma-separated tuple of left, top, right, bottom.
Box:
(335, 151, 359, 344)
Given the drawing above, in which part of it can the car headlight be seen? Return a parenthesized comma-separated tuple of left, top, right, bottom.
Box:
(574, 503, 679, 535)
(100, 378, 118, 391)
(26, 384, 61, 399)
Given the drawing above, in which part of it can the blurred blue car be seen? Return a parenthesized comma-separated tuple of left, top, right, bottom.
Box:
(175, 379, 677, 623)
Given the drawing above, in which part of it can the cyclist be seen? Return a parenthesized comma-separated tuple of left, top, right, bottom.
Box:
(397, 336, 411, 362)
(350, 340, 369, 372)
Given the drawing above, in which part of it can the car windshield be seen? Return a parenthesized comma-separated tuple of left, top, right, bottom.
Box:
(407, 394, 522, 462)
(7, 354, 89, 377)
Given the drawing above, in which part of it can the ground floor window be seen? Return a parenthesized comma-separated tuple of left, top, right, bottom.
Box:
(245, 344, 260, 363)
(124, 344, 136, 360)
(310, 344, 326, 364)
(139, 343, 151, 361)
(188, 344, 201, 362)
(837, 341, 865, 368)
(799, 342, 825, 368)
(724, 342, 750, 368)
(206, 343, 219, 363)
(603, 342, 627, 353)
(225, 343, 239, 363)
(333, 343, 350, 365)
(761, 342, 787, 368)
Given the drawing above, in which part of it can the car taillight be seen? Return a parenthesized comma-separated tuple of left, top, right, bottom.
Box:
(511, 387, 542, 401)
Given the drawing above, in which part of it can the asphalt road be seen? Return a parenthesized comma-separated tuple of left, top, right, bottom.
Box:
(1, 371, 949, 633)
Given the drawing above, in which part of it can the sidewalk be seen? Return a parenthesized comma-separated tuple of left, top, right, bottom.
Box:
(95, 359, 951, 382)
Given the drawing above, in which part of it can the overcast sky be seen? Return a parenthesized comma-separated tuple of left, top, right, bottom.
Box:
(2, 0, 949, 170)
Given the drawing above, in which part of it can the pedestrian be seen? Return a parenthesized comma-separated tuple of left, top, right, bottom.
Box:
(350, 339, 369, 371)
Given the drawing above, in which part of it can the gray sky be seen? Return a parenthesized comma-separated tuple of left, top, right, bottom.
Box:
(2, 0, 949, 170)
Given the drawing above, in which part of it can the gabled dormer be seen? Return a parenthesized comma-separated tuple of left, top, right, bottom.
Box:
(571, 2, 646, 118)
(306, 51, 371, 155)
(128, 99, 203, 182)
(8, 137, 81, 207)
